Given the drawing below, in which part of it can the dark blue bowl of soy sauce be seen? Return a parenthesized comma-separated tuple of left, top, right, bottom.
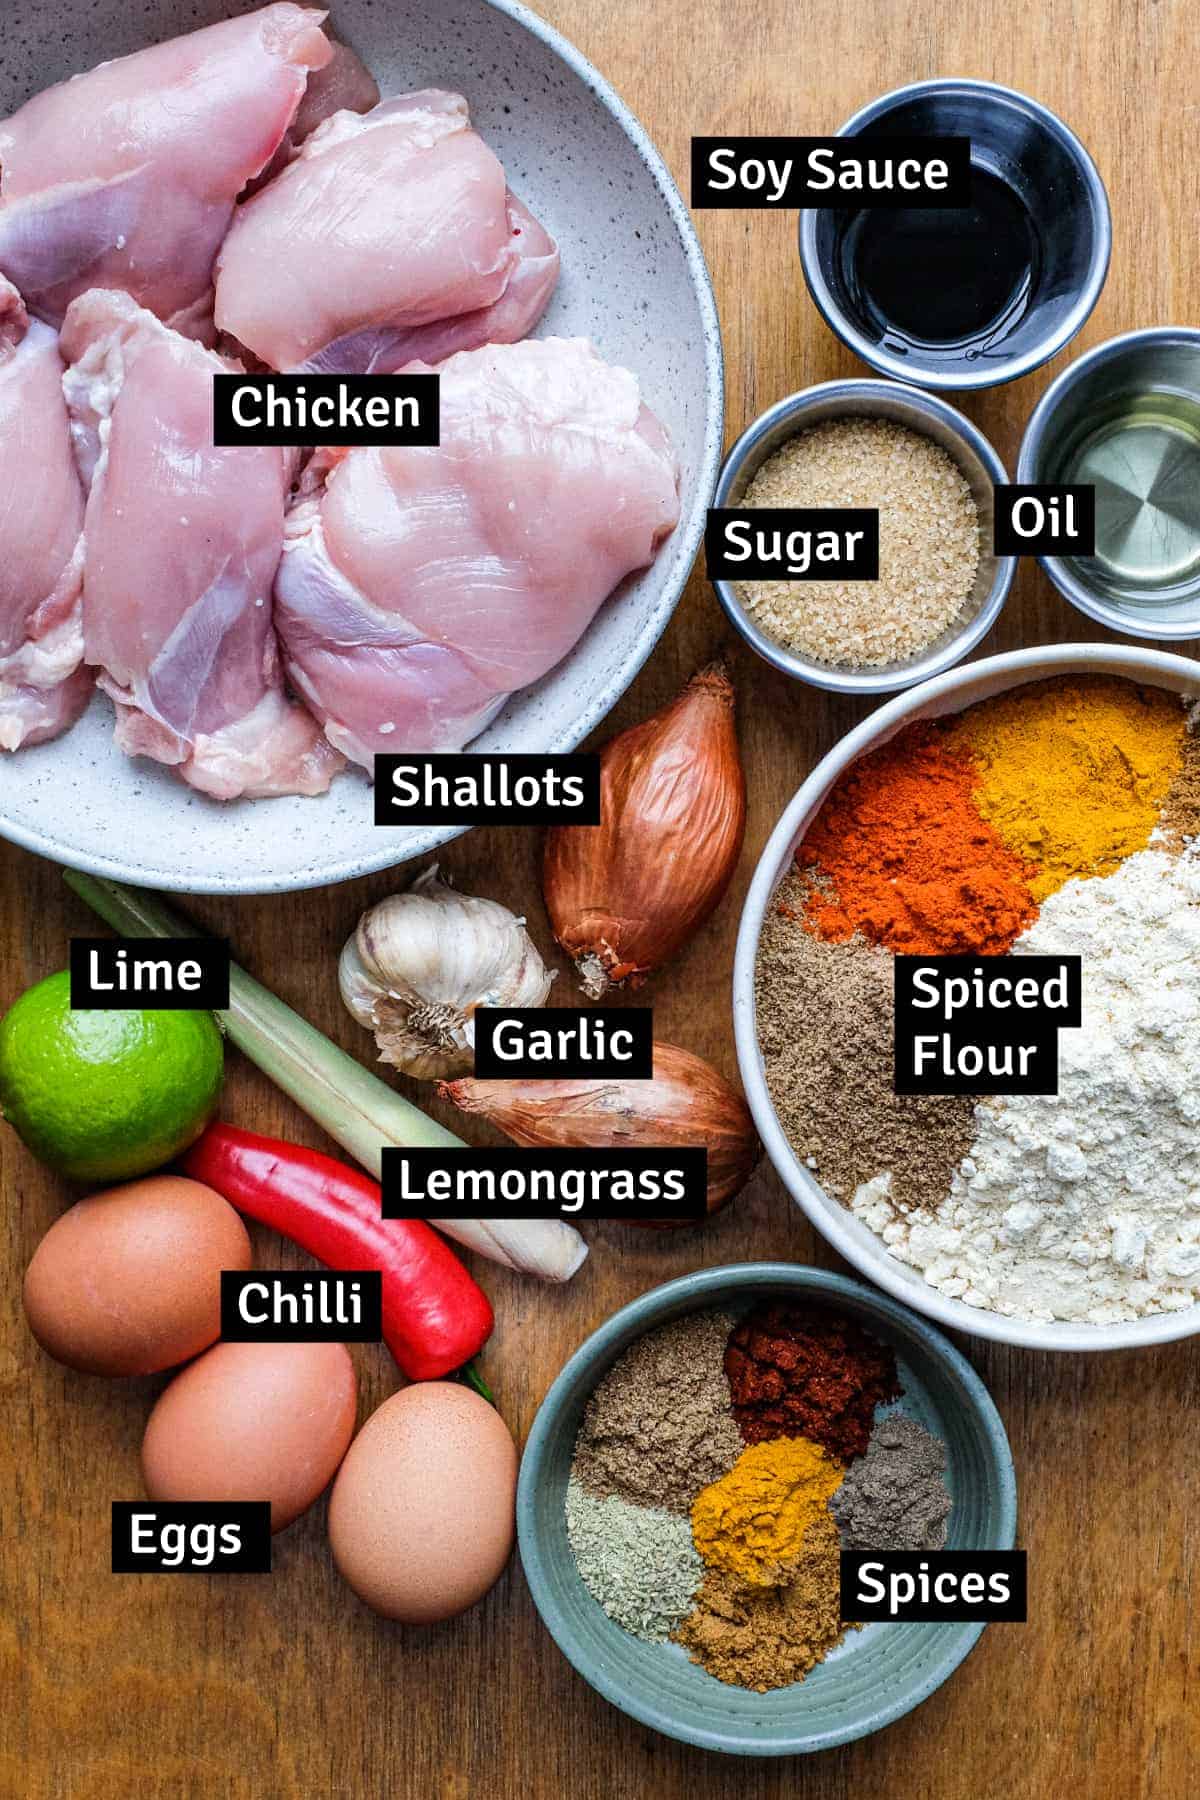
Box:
(799, 79, 1111, 391)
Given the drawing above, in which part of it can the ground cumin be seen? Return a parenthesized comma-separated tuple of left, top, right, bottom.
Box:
(571, 1310, 741, 1515)
(673, 1509, 845, 1691)
(1159, 708, 1200, 847)
(755, 873, 976, 1214)
(725, 1302, 900, 1462)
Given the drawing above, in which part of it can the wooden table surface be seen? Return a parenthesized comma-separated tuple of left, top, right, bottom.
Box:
(4, 0, 1198, 1794)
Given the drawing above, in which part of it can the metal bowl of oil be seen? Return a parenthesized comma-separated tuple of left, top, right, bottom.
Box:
(1019, 328, 1200, 638)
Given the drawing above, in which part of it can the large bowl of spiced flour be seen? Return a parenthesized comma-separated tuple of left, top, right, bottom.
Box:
(735, 643, 1200, 1353)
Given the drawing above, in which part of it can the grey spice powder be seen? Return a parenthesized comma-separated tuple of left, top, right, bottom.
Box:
(570, 1309, 741, 1515)
(831, 1413, 953, 1551)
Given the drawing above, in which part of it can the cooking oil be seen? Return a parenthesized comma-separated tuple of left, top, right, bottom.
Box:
(1059, 390, 1200, 601)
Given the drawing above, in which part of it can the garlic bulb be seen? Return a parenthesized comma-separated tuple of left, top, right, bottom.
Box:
(339, 865, 554, 1080)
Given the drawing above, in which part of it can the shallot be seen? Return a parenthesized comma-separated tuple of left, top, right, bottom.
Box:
(441, 1041, 760, 1220)
(542, 663, 746, 997)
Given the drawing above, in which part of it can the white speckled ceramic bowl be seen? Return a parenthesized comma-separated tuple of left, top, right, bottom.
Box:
(0, 0, 722, 893)
(734, 643, 1200, 1353)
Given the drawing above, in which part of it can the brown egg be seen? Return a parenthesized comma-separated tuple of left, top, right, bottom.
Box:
(328, 1382, 516, 1623)
(142, 1340, 357, 1532)
(22, 1175, 251, 1376)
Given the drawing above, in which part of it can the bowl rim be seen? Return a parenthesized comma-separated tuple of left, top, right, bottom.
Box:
(517, 1261, 1018, 1756)
(0, 0, 724, 896)
(710, 377, 1016, 695)
(797, 76, 1113, 392)
(1017, 325, 1200, 638)
(733, 641, 1200, 1352)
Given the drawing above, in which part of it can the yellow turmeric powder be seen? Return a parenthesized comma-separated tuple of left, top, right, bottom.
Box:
(690, 1436, 843, 1587)
(948, 676, 1185, 901)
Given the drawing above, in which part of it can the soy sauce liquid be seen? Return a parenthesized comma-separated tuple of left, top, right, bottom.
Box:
(838, 168, 1040, 363)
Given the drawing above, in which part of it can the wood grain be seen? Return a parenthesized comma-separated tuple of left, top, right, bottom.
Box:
(3, 0, 1198, 1793)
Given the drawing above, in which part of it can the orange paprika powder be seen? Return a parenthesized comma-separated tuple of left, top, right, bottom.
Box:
(798, 723, 1038, 956)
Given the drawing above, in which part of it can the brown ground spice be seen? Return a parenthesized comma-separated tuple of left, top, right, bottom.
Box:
(756, 872, 976, 1214)
(571, 1310, 742, 1515)
(726, 1302, 901, 1461)
(673, 1508, 846, 1691)
(1159, 711, 1200, 847)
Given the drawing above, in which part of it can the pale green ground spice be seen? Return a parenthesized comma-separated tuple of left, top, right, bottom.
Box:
(565, 1477, 703, 1643)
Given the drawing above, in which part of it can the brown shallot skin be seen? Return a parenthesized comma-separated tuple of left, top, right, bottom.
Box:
(542, 663, 746, 997)
(440, 1041, 760, 1222)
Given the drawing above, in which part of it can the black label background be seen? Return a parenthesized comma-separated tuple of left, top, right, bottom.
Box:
(691, 135, 972, 207)
(994, 485, 1097, 556)
(112, 1503, 271, 1574)
(841, 1550, 1027, 1622)
(213, 373, 439, 447)
(374, 754, 601, 826)
(894, 955, 1082, 1097)
(220, 1271, 383, 1343)
(473, 1008, 654, 1080)
(70, 937, 230, 1010)
(381, 1146, 707, 1221)
(706, 507, 879, 581)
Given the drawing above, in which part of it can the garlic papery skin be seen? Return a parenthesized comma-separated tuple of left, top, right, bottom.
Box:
(339, 864, 555, 1080)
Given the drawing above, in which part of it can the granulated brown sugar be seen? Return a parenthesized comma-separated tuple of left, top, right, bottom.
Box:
(735, 416, 980, 669)
(755, 873, 975, 1214)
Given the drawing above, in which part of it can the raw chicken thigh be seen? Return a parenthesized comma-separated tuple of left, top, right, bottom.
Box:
(245, 37, 380, 198)
(301, 194, 559, 376)
(60, 291, 342, 800)
(0, 10, 680, 810)
(274, 337, 680, 766)
(214, 90, 559, 371)
(0, 278, 88, 751)
(288, 38, 381, 145)
(0, 4, 331, 329)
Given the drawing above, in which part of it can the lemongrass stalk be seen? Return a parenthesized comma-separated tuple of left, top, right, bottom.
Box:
(63, 871, 587, 1282)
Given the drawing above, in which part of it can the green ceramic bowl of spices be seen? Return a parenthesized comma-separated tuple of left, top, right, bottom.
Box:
(517, 1263, 1017, 1756)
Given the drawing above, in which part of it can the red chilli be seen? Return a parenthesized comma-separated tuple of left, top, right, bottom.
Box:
(183, 1124, 493, 1382)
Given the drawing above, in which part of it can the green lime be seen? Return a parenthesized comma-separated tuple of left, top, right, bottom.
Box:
(0, 971, 223, 1183)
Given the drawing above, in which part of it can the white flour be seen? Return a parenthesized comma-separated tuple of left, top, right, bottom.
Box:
(854, 848, 1200, 1323)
